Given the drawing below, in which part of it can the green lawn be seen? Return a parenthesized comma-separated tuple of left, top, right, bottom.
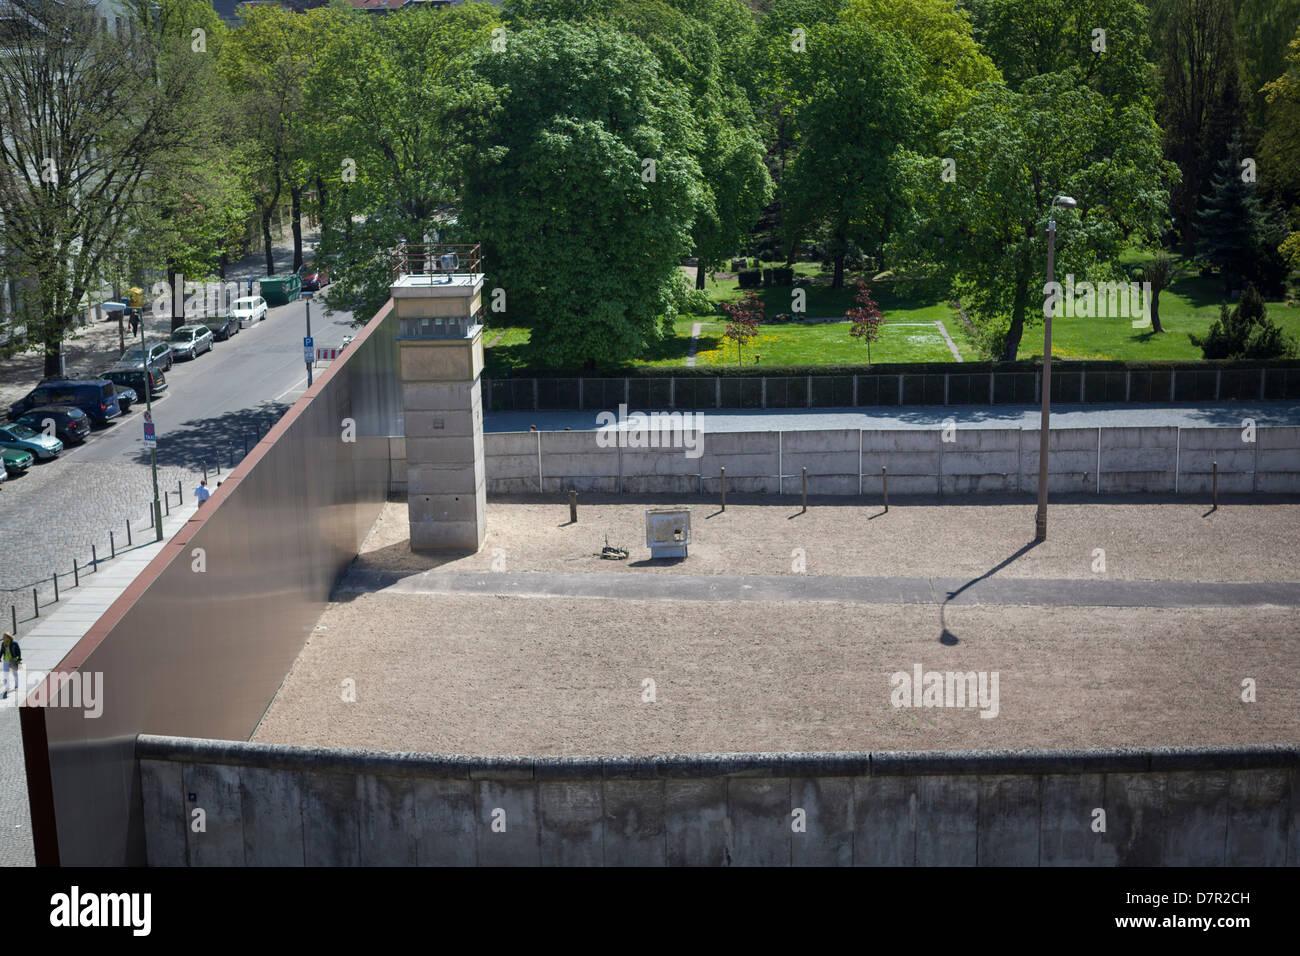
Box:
(1016, 272, 1300, 361)
(482, 258, 1300, 372)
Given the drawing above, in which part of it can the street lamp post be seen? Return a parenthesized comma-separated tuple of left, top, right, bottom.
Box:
(1035, 195, 1077, 542)
(304, 293, 313, 387)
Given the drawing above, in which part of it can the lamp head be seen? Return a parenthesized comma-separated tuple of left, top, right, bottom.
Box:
(1054, 195, 1077, 209)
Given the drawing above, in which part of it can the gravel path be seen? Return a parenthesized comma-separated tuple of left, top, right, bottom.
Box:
(353, 497, 1300, 583)
(251, 597, 1299, 755)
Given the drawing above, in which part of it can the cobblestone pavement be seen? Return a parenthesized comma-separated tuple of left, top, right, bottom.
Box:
(0, 457, 214, 637)
(0, 706, 33, 866)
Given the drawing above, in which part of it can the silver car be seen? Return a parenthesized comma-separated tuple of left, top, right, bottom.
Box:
(170, 325, 214, 360)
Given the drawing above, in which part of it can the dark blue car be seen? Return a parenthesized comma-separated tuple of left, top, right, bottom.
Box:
(8, 379, 121, 426)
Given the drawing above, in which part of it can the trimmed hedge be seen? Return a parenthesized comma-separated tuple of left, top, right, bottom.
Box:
(737, 269, 762, 289)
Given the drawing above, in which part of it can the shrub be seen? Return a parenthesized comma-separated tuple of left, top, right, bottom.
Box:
(737, 269, 762, 289)
(1189, 283, 1297, 360)
(772, 267, 794, 286)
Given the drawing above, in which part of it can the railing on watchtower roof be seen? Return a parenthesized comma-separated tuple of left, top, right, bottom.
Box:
(390, 241, 482, 283)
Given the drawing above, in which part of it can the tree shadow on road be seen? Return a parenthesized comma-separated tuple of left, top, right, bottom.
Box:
(127, 402, 292, 471)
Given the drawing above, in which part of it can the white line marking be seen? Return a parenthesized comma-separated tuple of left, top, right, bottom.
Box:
(274, 376, 308, 401)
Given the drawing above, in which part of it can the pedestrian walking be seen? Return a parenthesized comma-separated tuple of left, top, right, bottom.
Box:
(129, 310, 139, 336)
(194, 479, 211, 505)
(1, 632, 22, 700)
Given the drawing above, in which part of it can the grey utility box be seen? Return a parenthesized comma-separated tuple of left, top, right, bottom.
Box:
(646, 507, 691, 558)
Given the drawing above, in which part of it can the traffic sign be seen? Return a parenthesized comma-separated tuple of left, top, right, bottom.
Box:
(303, 335, 314, 365)
(143, 421, 156, 444)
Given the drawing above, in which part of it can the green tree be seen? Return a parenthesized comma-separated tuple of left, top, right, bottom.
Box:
(1150, 0, 1247, 250)
(774, 17, 923, 287)
(220, 5, 317, 275)
(457, 24, 705, 368)
(846, 280, 885, 362)
(1196, 134, 1290, 295)
(0, 0, 210, 374)
(895, 72, 1176, 360)
(722, 289, 763, 363)
(1189, 282, 1295, 358)
(613, 0, 772, 288)
(303, 4, 500, 321)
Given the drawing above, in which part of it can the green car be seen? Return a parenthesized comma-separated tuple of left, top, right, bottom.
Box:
(1, 447, 34, 475)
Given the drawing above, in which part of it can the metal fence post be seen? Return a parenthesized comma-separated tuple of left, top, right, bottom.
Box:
(127, 519, 132, 547)
(92, 545, 98, 573)
(10, 605, 15, 634)
(1212, 460, 1218, 511)
(53, 571, 58, 603)
(32, 588, 38, 618)
(882, 466, 888, 512)
(110, 530, 115, 558)
(568, 490, 577, 524)
(720, 467, 726, 512)
(801, 467, 807, 513)
(74, 560, 79, 587)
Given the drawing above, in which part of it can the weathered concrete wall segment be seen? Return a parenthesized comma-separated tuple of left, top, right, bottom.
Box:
(446, 426, 1300, 497)
(137, 737, 1299, 866)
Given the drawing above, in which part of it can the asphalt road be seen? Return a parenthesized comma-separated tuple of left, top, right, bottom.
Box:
(73, 297, 358, 467)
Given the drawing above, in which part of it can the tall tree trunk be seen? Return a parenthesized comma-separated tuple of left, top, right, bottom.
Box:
(218, 252, 227, 280)
(291, 184, 303, 272)
(1151, 286, 1165, 334)
(42, 333, 63, 379)
(832, 251, 845, 290)
(263, 175, 282, 277)
(1001, 268, 1030, 362)
(694, 249, 706, 290)
(316, 175, 328, 247)
(166, 260, 180, 330)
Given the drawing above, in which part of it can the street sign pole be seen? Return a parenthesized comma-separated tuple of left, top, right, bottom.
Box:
(140, 310, 163, 541)
(305, 295, 313, 387)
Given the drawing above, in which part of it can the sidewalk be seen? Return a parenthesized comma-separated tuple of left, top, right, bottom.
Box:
(0, 495, 199, 867)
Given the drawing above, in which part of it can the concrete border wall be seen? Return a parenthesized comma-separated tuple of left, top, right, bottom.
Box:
(137, 736, 1299, 866)
(457, 426, 1300, 497)
(19, 303, 402, 866)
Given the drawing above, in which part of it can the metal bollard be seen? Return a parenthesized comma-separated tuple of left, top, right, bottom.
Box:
(244, 433, 248, 456)
(1212, 460, 1218, 511)
(33, 588, 38, 618)
(177, 479, 182, 499)
(10, 605, 15, 634)
(92, 544, 98, 573)
(110, 530, 115, 559)
(801, 467, 807, 513)
(165, 492, 170, 516)
(127, 519, 132, 547)
(53, 571, 58, 603)
(720, 467, 726, 512)
(74, 560, 79, 587)
(203, 463, 208, 481)
(230, 444, 235, 467)
(568, 490, 577, 524)
(882, 467, 889, 513)
(148, 504, 153, 529)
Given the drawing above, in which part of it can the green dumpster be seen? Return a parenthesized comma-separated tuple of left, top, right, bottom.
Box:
(260, 273, 302, 306)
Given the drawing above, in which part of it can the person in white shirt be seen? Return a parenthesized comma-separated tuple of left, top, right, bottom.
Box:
(194, 479, 211, 505)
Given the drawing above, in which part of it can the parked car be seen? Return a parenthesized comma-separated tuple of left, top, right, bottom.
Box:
(202, 313, 239, 341)
(12, 406, 91, 445)
(118, 340, 173, 372)
(107, 383, 137, 413)
(231, 295, 268, 328)
(298, 262, 330, 291)
(170, 324, 214, 360)
(102, 365, 167, 398)
(8, 379, 121, 425)
(0, 422, 62, 459)
(1, 447, 34, 475)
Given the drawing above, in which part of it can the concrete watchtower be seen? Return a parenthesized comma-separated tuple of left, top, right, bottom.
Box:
(391, 243, 487, 552)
